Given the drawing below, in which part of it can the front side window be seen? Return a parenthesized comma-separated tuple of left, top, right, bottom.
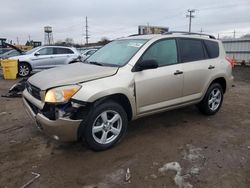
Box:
(141, 39, 178, 66)
(87, 39, 148, 66)
(179, 39, 205, 62)
(38, 47, 53, 55)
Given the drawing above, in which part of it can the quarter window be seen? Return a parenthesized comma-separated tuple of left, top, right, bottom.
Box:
(204, 40, 219, 58)
(179, 39, 205, 62)
(141, 39, 178, 66)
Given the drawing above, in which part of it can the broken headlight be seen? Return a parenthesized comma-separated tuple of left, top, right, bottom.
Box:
(44, 85, 81, 103)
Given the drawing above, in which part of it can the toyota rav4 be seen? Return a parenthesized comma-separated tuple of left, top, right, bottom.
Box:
(22, 32, 234, 151)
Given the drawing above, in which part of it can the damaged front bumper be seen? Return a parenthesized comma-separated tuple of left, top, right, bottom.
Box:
(22, 89, 84, 142)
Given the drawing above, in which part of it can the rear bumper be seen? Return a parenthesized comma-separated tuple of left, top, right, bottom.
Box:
(22, 91, 81, 142)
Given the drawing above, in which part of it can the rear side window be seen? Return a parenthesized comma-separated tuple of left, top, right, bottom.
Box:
(204, 40, 219, 58)
(141, 39, 178, 66)
(178, 39, 205, 63)
(54, 48, 74, 54)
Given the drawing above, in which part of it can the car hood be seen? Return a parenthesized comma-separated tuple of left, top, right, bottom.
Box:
(28, 63, 118, 90)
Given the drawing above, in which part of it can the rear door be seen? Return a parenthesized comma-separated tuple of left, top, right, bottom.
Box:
(134, 38, 184, 114)
(178, 38, 218, 101)
(53, 47, 75, 65)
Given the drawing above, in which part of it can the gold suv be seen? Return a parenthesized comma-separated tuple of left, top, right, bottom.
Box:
(23, 32, 234, 150)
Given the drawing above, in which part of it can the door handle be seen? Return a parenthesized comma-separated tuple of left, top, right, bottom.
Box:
(208, 65, 215, 69)
(174, 70, 183, 75)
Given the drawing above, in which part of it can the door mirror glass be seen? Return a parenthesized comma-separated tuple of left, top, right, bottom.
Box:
(134, 59, 158, 71)
(34, 52, 40, 56)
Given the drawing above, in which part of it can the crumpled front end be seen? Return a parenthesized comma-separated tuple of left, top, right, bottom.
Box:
(22, 88, 89, 142)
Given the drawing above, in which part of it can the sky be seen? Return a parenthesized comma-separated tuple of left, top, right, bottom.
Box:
(1, 0, 250, 44)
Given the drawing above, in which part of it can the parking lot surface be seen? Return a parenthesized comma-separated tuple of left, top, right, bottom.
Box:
(0, 67, 250, 188)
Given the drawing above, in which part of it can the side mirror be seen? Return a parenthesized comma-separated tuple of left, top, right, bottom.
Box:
(34, 52, 40, 56)
(134, 59, 158, 72)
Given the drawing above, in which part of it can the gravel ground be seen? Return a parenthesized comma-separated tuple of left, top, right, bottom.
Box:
(0, 66, 249, 188)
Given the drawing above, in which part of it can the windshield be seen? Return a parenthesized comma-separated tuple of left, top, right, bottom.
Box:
(86, 39, 148, 66)
(25, 47, 40, 55)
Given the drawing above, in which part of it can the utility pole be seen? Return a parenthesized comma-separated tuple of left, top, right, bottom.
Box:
(200, 28, 203, 33)
(186, 9, 195, 33)
(233, 30, 236, 39)
(28, 35, 31, 42)
(217, 33, 220, 39)
(85, 16, 89, 45)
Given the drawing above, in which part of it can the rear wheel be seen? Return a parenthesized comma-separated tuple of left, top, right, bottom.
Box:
(18, 62, 31, 77)
(198, 83, 223, 115)
(82, 101, 128, 151)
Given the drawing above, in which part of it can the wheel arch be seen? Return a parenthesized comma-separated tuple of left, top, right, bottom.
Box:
(93, 93, 133, 121)
(19, 61, 32, 71)
(210, 77, 227, 93)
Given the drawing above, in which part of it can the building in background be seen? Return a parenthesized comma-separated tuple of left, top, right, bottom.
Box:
(222, 38, 250, 65)
(138, 25, 169, 35)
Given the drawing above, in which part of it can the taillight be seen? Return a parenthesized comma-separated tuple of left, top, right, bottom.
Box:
(225, 57, 236, 68)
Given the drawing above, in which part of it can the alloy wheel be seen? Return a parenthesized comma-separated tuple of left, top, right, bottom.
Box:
(208, 88, 221, 111)
(92, 110, 122, 145)
(19, 64, 30, 77)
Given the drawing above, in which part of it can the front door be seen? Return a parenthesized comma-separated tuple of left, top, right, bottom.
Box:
(134, 39, 183, 114)
(31, 47, 54, 70)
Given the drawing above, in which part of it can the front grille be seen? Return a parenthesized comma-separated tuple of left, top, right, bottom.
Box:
(26, 82, 41, 100)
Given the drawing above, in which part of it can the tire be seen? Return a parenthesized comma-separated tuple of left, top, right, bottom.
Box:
(18, 62, 31, 77)
(198, 83, 224, 115)
(82, 101, 128, 151)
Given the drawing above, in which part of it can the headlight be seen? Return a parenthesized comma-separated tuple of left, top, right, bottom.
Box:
(45, 85, 81, 103)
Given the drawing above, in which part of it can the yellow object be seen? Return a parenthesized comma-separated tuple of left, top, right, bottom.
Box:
(1, 59, 18, 80)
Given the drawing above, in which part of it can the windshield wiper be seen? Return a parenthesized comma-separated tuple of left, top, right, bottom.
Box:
(88, 61, 103, 66)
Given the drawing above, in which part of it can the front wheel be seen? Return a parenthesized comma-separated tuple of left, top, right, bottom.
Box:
(18, 62, 31, 77)
(198, 83, 224, 115)
(82, 101, 128, 151)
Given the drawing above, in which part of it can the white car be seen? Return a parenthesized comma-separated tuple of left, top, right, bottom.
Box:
(11, 46, 80, 77)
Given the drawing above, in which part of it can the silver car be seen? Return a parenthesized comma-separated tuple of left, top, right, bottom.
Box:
(11, 46, 80, 77)
(80, 48, 98, 61)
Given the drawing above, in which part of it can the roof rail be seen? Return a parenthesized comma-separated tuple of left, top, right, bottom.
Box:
(163, 31, 216, 39)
